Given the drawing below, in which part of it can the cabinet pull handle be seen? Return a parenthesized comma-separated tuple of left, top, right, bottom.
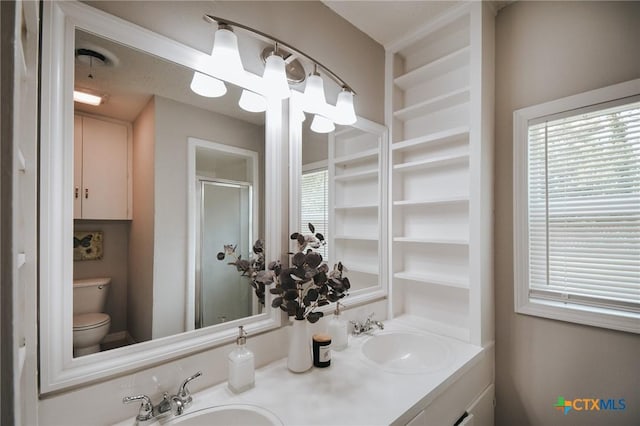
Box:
(85, 188, 89, 199)
(75, 187, 79, 199)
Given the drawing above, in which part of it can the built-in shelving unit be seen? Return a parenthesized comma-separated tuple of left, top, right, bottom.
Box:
(385, 2, 494, 347)
(329, 121, 388, 293)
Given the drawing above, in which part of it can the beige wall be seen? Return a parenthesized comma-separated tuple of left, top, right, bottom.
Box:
(152, 95, 265, 338)
(494, 2, 640, 425)
(129, 98, 156, 343)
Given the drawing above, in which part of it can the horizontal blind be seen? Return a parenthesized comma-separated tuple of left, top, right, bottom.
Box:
(301, 168, 328, 260)
(528, 100, 640, 313)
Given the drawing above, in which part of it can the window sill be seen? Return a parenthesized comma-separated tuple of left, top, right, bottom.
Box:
(515, 297, 640, 334)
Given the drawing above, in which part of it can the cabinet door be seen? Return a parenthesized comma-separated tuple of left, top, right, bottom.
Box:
(80, 116, 129, 219)
(73, 115, 83, 219)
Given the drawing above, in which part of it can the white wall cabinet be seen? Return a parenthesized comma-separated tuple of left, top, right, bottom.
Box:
(74, 114, 132, 220)
(386, 2, 494, 346)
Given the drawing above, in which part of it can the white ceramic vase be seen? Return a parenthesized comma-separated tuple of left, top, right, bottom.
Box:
(287, 318, 312, 373)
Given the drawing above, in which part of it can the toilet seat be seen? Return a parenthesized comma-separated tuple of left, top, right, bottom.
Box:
(73, 313, 110, 331)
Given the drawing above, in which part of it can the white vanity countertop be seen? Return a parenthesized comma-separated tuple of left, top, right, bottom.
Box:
(114, 316, 484, 426)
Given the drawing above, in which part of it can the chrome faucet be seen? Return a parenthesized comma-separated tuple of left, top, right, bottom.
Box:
(123, 371, 202, 423)
(175, 371, 202, 414)
(351, 313, 384, 335)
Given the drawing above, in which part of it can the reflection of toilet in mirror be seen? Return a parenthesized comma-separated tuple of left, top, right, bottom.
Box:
(73, 277, 111, 357)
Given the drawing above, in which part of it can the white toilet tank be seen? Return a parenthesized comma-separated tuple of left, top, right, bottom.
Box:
(73, 277, 111, 315)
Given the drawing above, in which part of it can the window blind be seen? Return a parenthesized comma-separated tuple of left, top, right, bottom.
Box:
(527, 100, 640, 313)
(301, 168, 328, 260)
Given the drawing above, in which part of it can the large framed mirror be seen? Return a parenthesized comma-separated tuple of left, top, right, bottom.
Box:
(40, 1, 285, 393)
(288, 92, 389, 309)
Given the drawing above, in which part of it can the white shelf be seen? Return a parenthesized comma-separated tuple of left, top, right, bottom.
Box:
(17, 252, 26, 269)
(334, 126, 364, 139)
(393, 87, 470, 121)
(334, 234, 379, 242)
(334, 203, 378, 210)
(17, 149, 26, 173)
(393, 126, 469, 151)
(18, 345, 27, 376)
(333, 169, 378, 182)
(333, 148, 379, 166)
(344, 263, 379, 275)
(394, 46, 470, 90)
(394, 153, 469, 173)
(393, 237, 469, 245)
(394, 271, 469, 289)
(393, 195, 469, 207)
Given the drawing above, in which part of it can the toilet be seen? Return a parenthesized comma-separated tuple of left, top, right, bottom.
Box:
(73, 277, 112, 357)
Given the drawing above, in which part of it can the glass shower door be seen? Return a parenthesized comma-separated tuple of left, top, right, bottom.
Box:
(197, 179, 253, 328)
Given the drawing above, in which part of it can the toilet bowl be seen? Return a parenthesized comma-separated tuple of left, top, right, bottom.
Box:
(73, 277, 111, 357)
(73, 313, 111, 356)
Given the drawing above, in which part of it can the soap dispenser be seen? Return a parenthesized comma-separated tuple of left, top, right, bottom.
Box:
(228, 325, 255, 393)
(328, 301, 348, 351)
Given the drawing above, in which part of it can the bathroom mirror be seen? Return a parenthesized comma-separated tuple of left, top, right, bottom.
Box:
(40, 1, 285, 393)
(289, 93, 389, 309)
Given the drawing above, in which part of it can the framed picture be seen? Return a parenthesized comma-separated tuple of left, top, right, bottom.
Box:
(73, 231, 103, 261)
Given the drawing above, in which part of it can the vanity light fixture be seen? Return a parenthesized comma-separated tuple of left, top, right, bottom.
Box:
(73, 89, 103, 106)
(262, 44, 291, 100)
(304, 65, 326, 111)
(335, 87, 357, 125)
(211, 23, 244, 77)
(239, 89, 267, 113)
(190, 72, 227, 98)
(197, 14, 357, 132)
(310, 114, 335, 133)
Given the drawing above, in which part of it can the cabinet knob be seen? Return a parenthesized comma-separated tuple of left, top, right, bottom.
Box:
(75, 187, 79, 199)
(85, 188, 89, 199)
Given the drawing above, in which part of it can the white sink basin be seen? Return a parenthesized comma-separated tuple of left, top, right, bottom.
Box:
(165, 404, 282, 426)
(361, 331, 451, 374)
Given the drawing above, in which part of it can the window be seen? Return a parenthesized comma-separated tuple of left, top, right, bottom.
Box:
(301, 166, 328, 260)
(514, 79, 640, 333)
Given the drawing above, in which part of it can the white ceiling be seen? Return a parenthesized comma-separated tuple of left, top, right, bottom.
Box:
(322, 1, 462, 47)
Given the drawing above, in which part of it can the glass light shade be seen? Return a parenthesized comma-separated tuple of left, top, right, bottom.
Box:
(303, 73, 326, 111)
(238, 89, 267, 113)
(211, 28, 244, 75)
(190, 72, 227, 98)
(310, 115, 335, 134)
(262, 54, 290, 100)
(334, 90, 357, 125)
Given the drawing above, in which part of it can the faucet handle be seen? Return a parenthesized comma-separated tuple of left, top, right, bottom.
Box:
(177, 371, 202, 408)
(122, 394, 154, 422)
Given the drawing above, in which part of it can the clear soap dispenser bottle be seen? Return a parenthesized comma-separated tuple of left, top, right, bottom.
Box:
(328, 302, 348, 351)
(228, 325, 255, 393)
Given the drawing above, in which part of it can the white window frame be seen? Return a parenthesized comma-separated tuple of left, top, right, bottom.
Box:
(514, 78, 640, 334)
(301, 160, 329, 260)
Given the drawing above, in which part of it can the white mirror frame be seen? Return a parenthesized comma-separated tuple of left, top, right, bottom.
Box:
(288, 91, 389, 310)
(39, 1, 284, 394)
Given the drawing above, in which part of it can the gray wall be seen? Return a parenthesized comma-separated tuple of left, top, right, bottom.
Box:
(494, 2, 640, 425)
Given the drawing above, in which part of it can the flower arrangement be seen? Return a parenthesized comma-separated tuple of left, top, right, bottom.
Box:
(217, 240, 267, 304)
(217, 223, 350, 323)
